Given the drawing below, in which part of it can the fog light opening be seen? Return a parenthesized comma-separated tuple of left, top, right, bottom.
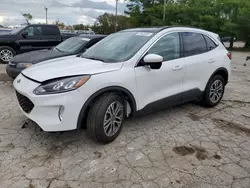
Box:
(59, 106, 65, 121)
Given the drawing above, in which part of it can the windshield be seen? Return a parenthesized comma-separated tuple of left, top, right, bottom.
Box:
(82, 31, 153, 62)
(54, 37, 90, 53)
(10, 26, 25, 34)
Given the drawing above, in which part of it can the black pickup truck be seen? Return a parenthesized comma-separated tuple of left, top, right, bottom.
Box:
(0, 24, 76, 63)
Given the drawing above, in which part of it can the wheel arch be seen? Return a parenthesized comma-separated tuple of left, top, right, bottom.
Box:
(77, 86, 137, 129)
(0, 42, 19, 53)
(201, 68, 228, 107)
(207, 67, 229, 86)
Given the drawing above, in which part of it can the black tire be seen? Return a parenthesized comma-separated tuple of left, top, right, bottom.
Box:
(202, 75, 225, 107)
(0, 46, 16, 64)
(87, 92, 125, 144)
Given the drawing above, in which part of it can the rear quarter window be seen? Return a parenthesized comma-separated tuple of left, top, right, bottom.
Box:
(203, 35, 218, 51)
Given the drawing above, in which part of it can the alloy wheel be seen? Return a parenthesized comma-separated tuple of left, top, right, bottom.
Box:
(0, 49, 13, 62)
(209, 80, 223, 103)
(103, 101, 124, 137)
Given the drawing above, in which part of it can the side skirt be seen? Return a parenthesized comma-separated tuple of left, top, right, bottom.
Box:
(135, 89, 203, 116)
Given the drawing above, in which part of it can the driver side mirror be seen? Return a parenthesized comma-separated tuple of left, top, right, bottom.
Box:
(143, 54, 163, 69)
(21, 31, 28, 38)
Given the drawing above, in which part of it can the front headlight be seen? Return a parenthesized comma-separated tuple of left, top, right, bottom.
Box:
(33, 75, 90, 95)
(16, 63, 33, 69)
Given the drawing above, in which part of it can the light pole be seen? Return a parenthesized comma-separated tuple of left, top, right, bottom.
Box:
(115, 0, 118, 32)
(163, 0, 170, 22)
(163, 0, 166, 22)
(44, 7, 48, 24)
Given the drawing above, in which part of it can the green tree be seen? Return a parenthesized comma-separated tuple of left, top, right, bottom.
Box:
(125, 0, 250, 49)
(22, 13, 33, 24)
(215, 0, 250, 48)
(238, 3, 250, 47)
(73, 24, 89, 30)
(92, 13, 133, 34)
(54, 19, 65, 29)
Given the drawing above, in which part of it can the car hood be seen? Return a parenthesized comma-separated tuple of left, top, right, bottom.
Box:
(22, 56, 123, 82)
(11, 49, 73, 64)
(0, 33, 16, 41)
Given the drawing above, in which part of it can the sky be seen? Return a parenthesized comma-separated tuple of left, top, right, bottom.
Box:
(0, 0, 127, 27)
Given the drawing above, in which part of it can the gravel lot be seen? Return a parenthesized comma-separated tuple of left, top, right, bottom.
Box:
(0, 52, 250, 188)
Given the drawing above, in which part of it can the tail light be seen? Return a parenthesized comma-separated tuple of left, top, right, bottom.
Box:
(227, 52, 232, 60)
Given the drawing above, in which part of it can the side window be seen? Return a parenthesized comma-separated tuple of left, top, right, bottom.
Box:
(182, 32, 207, 56)
(203, 35, 217, 51)
(147, 33, 180, 61)
(42, 26, 59, 35)
(23, 26, 42, 36)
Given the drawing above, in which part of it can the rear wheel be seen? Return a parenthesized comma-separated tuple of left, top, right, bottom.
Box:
(0, 46, 16, 64)
(202, 75, 225, 107)
(87, 93, 125, 144)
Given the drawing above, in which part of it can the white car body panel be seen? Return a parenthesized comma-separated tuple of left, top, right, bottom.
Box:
(135, 57, 185, 109)
(22, 56, 123, 82)
(180, 34, 230, 93)
(14, 27, 231, 132)
(14, 66, 137, 131)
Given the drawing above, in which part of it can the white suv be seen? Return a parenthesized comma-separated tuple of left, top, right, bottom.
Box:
(14, 27, 231, 143)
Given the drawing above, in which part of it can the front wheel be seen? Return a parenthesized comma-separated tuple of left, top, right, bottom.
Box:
(0, 46, 16, 64)
(87, 93, 125, 144)
(202, 75, 225, 107)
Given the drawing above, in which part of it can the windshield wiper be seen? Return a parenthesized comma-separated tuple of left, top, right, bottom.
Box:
(54, 47, 64, 53)
(83, 57, 104, 62)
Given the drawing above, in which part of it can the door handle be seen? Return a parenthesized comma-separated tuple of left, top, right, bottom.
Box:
(172, 65, 183, 71)
(208, 59, 215, 63)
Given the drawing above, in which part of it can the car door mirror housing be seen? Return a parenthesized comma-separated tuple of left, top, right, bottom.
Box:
(21, 31, 28, 38)
(143, 54, 163, 69)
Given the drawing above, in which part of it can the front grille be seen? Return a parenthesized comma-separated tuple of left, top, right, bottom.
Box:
(16, 91, 34, 113)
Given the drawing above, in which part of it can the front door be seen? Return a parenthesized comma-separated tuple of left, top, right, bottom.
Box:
(18, 25, 44, 53)
(135, 32, 185, 111)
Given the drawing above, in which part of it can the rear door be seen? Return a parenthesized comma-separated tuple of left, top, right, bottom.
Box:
(181, 32, 219, 102)
(18, 25, 44, 53)
(41, 25, 61, 49)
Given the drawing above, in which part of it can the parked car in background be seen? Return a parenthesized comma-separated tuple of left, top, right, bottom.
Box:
(14, 26, 231, 144)
(220, 36, 237, 42)
(75, 30, 95, 35)
(60, 30, 95, 35)
(6, 34, 106, 78)
(0, 24, 77, 64)
(61, 32, 78, 41)
(60, 30, 74, 34)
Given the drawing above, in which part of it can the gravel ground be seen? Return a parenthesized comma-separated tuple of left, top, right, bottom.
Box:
(0, 52, 250, 188)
